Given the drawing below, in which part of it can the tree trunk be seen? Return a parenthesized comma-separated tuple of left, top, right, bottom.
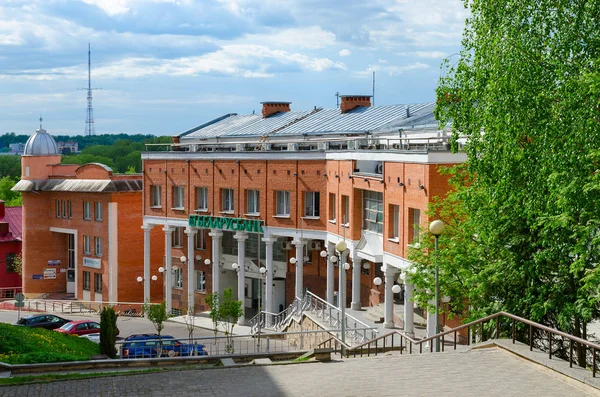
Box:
(573, 316, 587, 368)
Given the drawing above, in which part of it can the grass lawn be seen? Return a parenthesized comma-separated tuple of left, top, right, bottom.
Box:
(0, 323, 99, 364)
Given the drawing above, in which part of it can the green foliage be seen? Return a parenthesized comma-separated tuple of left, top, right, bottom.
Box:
(205, 288, 243, 353)
(0, 155, 21, 178)
(99, 307, 118, 358)
(419, 0, 600, 351)
(0, 176, 21, 207)
(143, 301, 169, 336)
(0, 323, 99, 364)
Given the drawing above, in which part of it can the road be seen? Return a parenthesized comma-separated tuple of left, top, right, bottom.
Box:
(0, 310, 215, 340)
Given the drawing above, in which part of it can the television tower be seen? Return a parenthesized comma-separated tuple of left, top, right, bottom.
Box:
(83, 43, 100, 136)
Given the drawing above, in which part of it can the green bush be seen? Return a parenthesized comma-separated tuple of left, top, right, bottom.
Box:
(0, 323, 98, 364)
(100, 307, 118, 358)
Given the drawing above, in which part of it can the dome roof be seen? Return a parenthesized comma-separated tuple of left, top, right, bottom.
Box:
(23, 121, 59, 156)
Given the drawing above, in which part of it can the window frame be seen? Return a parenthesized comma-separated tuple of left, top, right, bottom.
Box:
(83, 235, 91, 255)
(94, 273, 102, 293)
(329, 193, 336, 223)
(363, 190, 383, 234)
(221, 188, 234, 213)
(173, 268, 183, 288)
(62, 200, 67, 219)
(94, 236, 102, 256)
(173, 186, 185, 210)
(389, 204, 400, 241)
(409, 208, 421, 245)
(195, 270, 206, 292)
(195, 229, 207, 250)
(150, 185, 162, 207)
(195, 187, 208, 212)
(67, 200, 72, 219)
(275, 190, 291, 217)
(83, 271, 91, 291)
(94, 202, 103, 221)
(246, 189, 260, 215)
(304, 191, 320, 218)
(83, 201, 91, 220)
(5, 253, 17, 273)
(172, 227, 184, 248)
(55, 199, 61, 218)
(341, 195, 350, 226)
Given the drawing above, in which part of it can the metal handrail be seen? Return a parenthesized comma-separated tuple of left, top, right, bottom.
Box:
(318, 310, 600, 377)
(304, 291, 373, 330)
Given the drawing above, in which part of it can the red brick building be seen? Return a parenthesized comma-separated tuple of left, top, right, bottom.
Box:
(142, 97, 465, 331)
(0, 201, 22, 297)
(13, 124, 157, 304)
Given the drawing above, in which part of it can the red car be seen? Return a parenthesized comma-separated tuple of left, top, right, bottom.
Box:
(55, 320, 101, 336)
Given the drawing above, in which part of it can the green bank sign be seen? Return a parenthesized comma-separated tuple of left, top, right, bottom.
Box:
(189, 215, 264, 233)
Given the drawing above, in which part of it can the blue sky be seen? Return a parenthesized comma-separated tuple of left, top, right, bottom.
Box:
(0, 0, 467, 136)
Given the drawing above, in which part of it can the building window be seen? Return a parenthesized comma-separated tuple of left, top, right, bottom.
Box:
(304, 192, 320, 218)
(363, 190, 383, 234)
(83, 271, 91, 291)
(55, 200, 61, 218)
(151, 185, 162, 207)
(83, 201, 91, 220)
(83, 235, 91, 255)
(276, 190, 290, 216)
(94, 237, 102, 256)
(67, 200, 72, 219)
(195, 270, 206, 292)
(222, 188, 234, 212)
(409, 208, 421, 245)
(62, 200, 67, 219)
(196, 187, 208, 211)
(173, 268, 183, 288)
(94, 273, 102, 293)
(173, 186, 185, 209)
(95, 202, 102, 221)
(246, 189, 260, 214)
(5, 253, 17, 273)
(195, 229, 206, 250)
(329, 193, 336, 222)
(342, 195, 350, 226)
(172, 227, 184, 248)
(389, 205, 400, 241)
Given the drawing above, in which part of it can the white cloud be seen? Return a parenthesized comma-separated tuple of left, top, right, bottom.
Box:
(339, 49, 351, 57)
(235, 26, 337, 50)
(354, 62, 430, 78)
(81, 0, 131, 16)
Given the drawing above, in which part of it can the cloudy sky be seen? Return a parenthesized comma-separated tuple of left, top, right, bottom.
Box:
(0, 0, 468, 136)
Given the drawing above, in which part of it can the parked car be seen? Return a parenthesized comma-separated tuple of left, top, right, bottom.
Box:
(54, 320, 101, 336)
(80, 333, 100, 343)
(121, 334, 207, 358)
(16, 314, 71, 330)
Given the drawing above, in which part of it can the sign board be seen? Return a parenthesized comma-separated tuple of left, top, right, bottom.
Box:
(60, 268, 67, 273)
(43, 268, 56, 279)
(47, 260, 61, 266)
(188, 215, 264, 233)
(32, 274, 43, 280)
(83, 257, 101, 269)
(15, 293, 24, 302)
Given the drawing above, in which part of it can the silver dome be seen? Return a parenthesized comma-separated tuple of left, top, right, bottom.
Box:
(23, 127, 59, 156)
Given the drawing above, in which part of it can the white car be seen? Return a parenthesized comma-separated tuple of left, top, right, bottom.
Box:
(80, 333, 100, 343)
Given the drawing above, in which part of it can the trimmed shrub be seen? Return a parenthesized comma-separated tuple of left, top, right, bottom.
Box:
(99, 307, 118, 358)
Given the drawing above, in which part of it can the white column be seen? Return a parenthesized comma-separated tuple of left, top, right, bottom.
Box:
(292, 239, 304, 299)
(209, 229, 223, 296)
(384, 265, 398, 329)
(351, 252, 361, 310)
(263, 237, 277, 315)
(235, 232, 248, 325)
(403, 276, 415, 337)
(326, 242, 335, 305)
(162, 226, 174, 314)
(142, 224, 153, 303)
(338, 249, 348, 308)
(185, 227, 196, 314)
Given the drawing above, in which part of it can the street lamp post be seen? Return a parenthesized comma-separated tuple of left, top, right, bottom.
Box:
(334, 240, 348, 353)
(429, 219, 445, 353)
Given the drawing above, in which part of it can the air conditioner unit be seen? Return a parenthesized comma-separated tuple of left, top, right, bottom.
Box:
(236, 144, 244, 152)
(287, 143, 298, 151)
(375, 162, 384, 174)
(347, 141, 356, 150)
(310, 241, 321, 251)
(281, 241, 293, 250)
(317, 142, 328, 151)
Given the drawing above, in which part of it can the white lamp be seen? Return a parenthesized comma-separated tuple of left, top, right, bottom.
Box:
(343, 263, 350, 270)
(136, 276, 143, 283)
(362, 262, 371, 270)
(373, 277, 382, 286)
(330, 255, 338, 263)
(172, 264, 179, 271)
(303, 255, 310, 262)
(442, 296, 451, 303)
(151, 275, 158, 282)
(195, 254, 202, 261)
(335, 240, 347, 252)
(259, 267, 267, 275)
(232, 262, 239, 270)
(204, 259, 211, 265)
(392, 284, 402, 294)
(289, 257, 297, 264)
(429, 219, 446, 236)
(180, 255, 186, 263)
(158, 266, 165, 273)
(320, 250, 328, 258)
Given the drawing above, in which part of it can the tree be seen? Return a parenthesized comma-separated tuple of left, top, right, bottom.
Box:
(205, 288, 243, 353)
(143, 301, 169, 336)
(0, 176, 21, 206)
(418, 0, 600, 367)
(0, 156, 21, 178)
(99, 306, 118, 358)
(183, 300, 196, 349)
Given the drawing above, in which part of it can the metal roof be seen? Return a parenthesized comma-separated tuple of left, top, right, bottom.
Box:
(177, 102, 438, 141)
(12, 179, 143, 193)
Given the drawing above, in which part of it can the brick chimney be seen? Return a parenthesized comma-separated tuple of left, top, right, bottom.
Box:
(261, 102, 291, 118)
(340, 95, 372, 113)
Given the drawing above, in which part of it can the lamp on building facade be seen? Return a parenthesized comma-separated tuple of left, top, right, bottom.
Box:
(429, 219, 445, 352)
(334, 239, 348, 353)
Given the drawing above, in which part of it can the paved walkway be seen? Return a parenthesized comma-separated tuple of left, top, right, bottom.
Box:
(1, 348, 596, 396)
